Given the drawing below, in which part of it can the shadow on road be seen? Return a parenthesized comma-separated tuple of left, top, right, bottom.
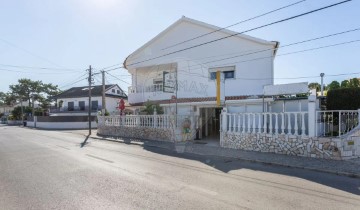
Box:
(80, 135, 90, 148)
(142, 143, 360, 196)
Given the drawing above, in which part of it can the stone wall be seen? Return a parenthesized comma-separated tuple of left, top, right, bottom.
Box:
(220, 132, 344, 160)
(98, 125, 174, 142)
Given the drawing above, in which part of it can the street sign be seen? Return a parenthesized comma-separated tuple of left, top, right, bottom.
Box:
(119, 99, 125, 111)
(163, 71, 176, 93)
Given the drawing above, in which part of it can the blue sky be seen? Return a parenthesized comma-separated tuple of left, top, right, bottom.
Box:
(1, 0, 359, 93)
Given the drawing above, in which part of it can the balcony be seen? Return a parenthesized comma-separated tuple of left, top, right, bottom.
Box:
(50, 105, 102, 114)
(128, 84, 172, 104)
(128, 84, 163, 93)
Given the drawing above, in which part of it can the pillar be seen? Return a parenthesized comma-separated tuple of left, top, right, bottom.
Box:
(308, 95, 316, 137)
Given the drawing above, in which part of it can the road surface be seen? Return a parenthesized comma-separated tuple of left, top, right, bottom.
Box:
(0, 125, 359, 209)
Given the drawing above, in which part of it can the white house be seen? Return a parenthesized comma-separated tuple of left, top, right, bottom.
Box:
(51, 84, 128, 116)
(123, 17, 279, 139)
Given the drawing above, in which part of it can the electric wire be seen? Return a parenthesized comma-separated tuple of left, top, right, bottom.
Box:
(0, 64, 83, 72)
(161, 0, 307, 50)
(189, 27, 360, 67)
(126, 0, 351, 67)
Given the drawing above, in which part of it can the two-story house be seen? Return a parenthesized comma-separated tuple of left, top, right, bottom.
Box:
(123, 17, 278, 138)
(52, 84, 128, 116)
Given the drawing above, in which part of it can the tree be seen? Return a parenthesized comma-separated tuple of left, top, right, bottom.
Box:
(8, 78, 61, 109)
(141, 101, 164, 115)
(349, 78, 360, 88)
(341, 80, 349, 88)
(308, 82, 321, 92)
(0, 92, 6, 106)
(327, 81, 340, 91)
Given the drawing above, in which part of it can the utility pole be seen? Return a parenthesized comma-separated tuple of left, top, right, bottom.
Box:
(320, 73, 325, 96)
(102, 70, 106, 116)
(20, 99, 24, 125)
(88, 65, 92, 135)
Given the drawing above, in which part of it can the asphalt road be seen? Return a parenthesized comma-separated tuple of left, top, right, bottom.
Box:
(0, 125, 360, 210)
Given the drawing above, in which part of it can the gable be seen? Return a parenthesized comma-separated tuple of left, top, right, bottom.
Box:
(105, 84, 127, 97)
(124, 17, 277, 68)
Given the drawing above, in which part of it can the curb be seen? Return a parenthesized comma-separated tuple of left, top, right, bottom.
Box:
(90, 135, 360, 179)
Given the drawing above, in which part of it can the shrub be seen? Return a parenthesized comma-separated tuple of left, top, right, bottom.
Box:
(327, 87, 360, 110)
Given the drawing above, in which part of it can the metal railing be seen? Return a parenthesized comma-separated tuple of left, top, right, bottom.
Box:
(222, 112, 308, 136)
(128, 84, 164, 93)
(50, 105, 102, 113)
(316, 110, 359, 137)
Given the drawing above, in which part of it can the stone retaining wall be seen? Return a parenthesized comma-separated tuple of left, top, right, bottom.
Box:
(98, 125, 174, 142)
(220, 132, 343, 160)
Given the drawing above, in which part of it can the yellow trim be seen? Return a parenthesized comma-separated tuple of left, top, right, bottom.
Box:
(216, 71, 221, 106)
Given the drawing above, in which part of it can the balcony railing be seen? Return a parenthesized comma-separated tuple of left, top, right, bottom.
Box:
(129, 84, 163, 93)
(316, 110, 359, 137)
(50, 105, 102, 113)
(222, 112, 309, 136)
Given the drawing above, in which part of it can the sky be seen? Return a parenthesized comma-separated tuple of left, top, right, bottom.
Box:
(1, 0, 360, 94)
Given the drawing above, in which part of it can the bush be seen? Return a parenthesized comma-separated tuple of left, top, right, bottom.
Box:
(327, 87, 360, 110)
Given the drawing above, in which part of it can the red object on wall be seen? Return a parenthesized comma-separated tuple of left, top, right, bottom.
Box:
(119, 99, 125, 111)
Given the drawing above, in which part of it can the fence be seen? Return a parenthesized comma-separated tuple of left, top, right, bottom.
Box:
(316, 110, 359, 137)
(98, 114, 199, 129)
(223, 112, 308, 136)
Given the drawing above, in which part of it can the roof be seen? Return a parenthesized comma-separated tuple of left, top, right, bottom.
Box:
(124, 16, 278, 68)
(54, 84, 127, 99)
(129, 95, 262, 106)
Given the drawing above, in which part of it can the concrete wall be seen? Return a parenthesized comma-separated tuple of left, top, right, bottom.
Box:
(27, 116, 97, 130)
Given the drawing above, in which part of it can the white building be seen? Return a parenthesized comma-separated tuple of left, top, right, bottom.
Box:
(51, 84, 128, 116)
(123, 17, 280, 138)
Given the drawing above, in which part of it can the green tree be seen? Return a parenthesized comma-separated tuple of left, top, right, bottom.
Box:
(0, 92, 6, 106)
(308, 82, 321, 92)
(349, 78, 360, 88)
(142, 101, 164, 115)
(327, 81, 340, 90)
(341, 80, 349, 88)
(8, 78, 61, 109)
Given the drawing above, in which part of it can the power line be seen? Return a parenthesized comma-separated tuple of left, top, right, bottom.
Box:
(126, 0, 351, 67)
(0, 64, 82, 72)
(58, 72, 88, 89)
(0, 68, 82, 75)
(59, 77, 87, 89)
(164, 38, 360, 79)
(208, 39, 360, 68)
(188, 27, 360, 67)
(161, 0, 307, 50)
(0, 38, 67, 68)
(105, 72, 131, 85)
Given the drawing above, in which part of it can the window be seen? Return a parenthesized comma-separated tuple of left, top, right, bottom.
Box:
(112, 89, 115, 93)
(117, 90, 120, 94)
(224, 71, 235, 79)
(68, 102, 74, 111)
(210, 72, 217, 80)
(153, 78, 163, 84)
(209, 70, 235, 80)
(91, 101, 98, 111)
(79, 101, 85, 111)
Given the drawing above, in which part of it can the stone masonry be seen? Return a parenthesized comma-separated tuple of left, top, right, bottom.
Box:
(220, 132, 343, 160)
(98, 125, 174, 142)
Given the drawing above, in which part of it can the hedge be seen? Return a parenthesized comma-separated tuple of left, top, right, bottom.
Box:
(326, 87, 360, 110)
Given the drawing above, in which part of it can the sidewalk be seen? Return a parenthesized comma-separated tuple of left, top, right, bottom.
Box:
(90, 133, 360, 178)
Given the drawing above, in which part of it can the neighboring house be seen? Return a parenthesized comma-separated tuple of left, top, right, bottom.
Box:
(123, 16, 279, 138)
(51, 84, 128, 116)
